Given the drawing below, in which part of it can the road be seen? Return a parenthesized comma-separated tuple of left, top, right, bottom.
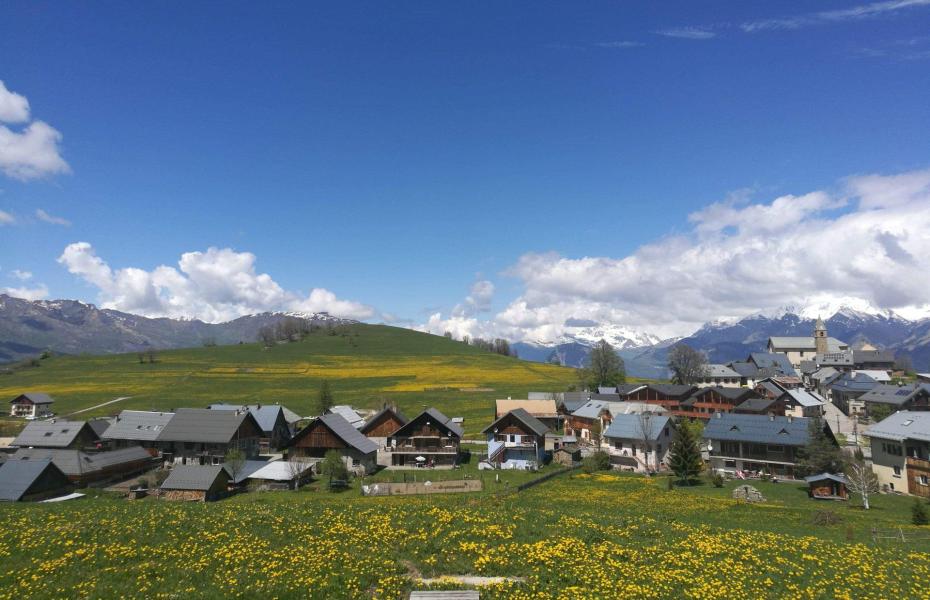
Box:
(822, 398, 862, 447)
(64, 396, 132, 417)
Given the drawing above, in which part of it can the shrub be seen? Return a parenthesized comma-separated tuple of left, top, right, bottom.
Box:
(712, 472, 725, 488)
(912, 498, 929, 526)
(153, 469, 170, 486)
(581, 450, 611, 473)
(812, 510, 842, 527)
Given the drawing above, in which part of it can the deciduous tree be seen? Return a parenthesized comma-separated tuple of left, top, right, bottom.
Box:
(667, 344, 708, 385)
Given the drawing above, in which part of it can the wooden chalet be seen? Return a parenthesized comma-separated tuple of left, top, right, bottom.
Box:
(157, 408, 263, 466)
(677, 387, 759, 420)
(0, 459, 72, 502)
(287, 413, 378, 474)
(482, 408, 549, 469)
(359, 406, 409, 441)
(625, 384, 697, 413)
(732, 396, 786, 417)
(159, 465, 230, 502)
(386, 408, 463, 468)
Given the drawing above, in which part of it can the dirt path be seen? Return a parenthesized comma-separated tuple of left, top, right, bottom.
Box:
(65, 396, 132, 417)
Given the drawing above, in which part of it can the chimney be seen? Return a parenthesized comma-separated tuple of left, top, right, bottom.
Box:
(769, 412, 774, 421)
(715, 412, 722, 419)
(787, 415, 793, 423)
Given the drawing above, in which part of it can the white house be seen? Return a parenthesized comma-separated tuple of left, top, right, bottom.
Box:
(602, 414, 674, 473)
(866, 411, 930, 495)
(9, 393, 54, 419)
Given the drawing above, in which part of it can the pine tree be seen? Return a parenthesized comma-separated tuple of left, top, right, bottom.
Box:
(316, 380, 334, 415)
(669, 421, 703, 485)
(912, 498, 929, 526)
(796, 417, 844, 478)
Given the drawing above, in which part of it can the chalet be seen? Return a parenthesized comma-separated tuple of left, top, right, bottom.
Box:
(565, 399, 666, 443)
(805, 473, 848, 500)
(157, 408, 263, 466)
(695, 364, 743, 388)
(287, 413, 378, 474)
(9, 393, 54, 419)
(159, 465, 230, 502)
(809, 367, 841, 397)
(678, 387, 759, 420)
(625, 384, 697, 413)
(728, 361, 774, 388)
(483, 409, 549, 469)
(228, 459, 315, 491)
(733, 396, 785, 416)
(828, 372, 879, 416)
(359, 406, 408, 444)
(100, 410, 174, 449)
(755, 379, 788, 401)
(779, 389, 827, 418)
(704, 413, 831, 479)
(0, 459, 72, 502)
(603, 414, 674, 473)
(9, 447, 155, 485)
(386, 408, 463, 468)
(495, 399, 561, 430)
(865, 411, 930, 496)
(555, 391, 593, 417)
(208, 404, 299, 450)
(859, 384, 930, 418)
(327, 405, 365, 428)
(11, 420, 101, 450)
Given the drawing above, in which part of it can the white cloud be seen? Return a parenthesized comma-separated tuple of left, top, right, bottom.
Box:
(57, 243, 375, 322)
(35, 208, 71, 226)
(741, 0, 930, 32)
(419, 167, 930, 342)
(10, 269, 32, 281)
(596, 41, 644, 48)
(655, 27, 716, 40)
(2, 283, 49, 301)
(0, 209, 13, 225)
(0, 81, 30, 124)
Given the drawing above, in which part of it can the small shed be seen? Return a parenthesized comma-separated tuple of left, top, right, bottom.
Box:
(160, 465, 230, 501)
(553, 446, 581, 466)
(805, 473, 848, 500)
(0, 459, 72, 502)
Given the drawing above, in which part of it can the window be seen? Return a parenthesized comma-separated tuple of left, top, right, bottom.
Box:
(883, 443, 903, 457)
(893, 465, 902, 477)
(920, 475, 929, 486)
(352, 458, 360, 467)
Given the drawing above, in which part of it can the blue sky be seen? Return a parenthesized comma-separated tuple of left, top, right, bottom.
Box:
(2, 2, 930, 339)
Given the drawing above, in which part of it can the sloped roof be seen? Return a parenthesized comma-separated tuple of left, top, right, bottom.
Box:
(293, 413, 378, 454)
(495, 399, 559, 418)
(703, 413, 811, 446)
(853, 349, 895, 364)
(705, 364, 741, 378)
(483, 408, 549, 437)
(734, 397, 777, 413)
(391, 408, 464, 439)
(757, 380, 786, 398)
(10, 392, 54, 405)
(359, 406, 408, 434)
(811, 367, 839, 382)
(0, 459, 67, 501)
(646, 384, 696, 397)
(160, 465, 228, 491)
(781, 389, 826, 408)
(830, 372, 878, 394)
(804, 472, 847, 485)
(208, 404, 291, 433)
(859, 384, 930, 407)
(11, 420, 97, 448)
(11, 447, 152, 477)
(571, 400, 610, 419)
(603, 414, 672, 442)
(748, 353, 797, 376)
(690, 386, 757, 402)
(158, 408, 260, 444)
(853, 370, 891, 382)
(227, 459, 314, 484)
(101, 410, 174, 442)
(597, 386, 617, 394)
(866, 410, 930, 443)
(728, 362, 761, 378)
(768, 337, 847, 351)
(327, 405, 365, 428)
(572, 399, 667, 419)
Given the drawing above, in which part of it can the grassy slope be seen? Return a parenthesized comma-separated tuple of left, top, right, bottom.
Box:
(0, 324, 579, 435)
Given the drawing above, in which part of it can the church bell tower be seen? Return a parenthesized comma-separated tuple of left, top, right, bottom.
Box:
(814, 316, 828, 355)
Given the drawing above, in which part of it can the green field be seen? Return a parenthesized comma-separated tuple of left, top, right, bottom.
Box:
(1, 473, 928, 599)
(0, 324, 579, 436)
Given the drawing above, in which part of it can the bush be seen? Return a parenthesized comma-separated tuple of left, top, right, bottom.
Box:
(912, 498, 929, 526)
(320, 450, 350, 483)
(153, 470, 170, 487)
(712, 472, 724, 488)
(812, 509, 842, 527)
(581, 450, 611, 473)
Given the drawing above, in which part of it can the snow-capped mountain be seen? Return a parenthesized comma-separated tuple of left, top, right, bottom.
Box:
(558, 323, 663, 350)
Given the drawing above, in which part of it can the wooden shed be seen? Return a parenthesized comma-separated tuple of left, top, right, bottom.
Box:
(160, 465, 230, 501)
(553, 446, 581, 466)
(805, 473, 848, 501)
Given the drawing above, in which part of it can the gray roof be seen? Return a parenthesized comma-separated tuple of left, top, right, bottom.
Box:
(571, 400, 610, 419)
(158, 408, 259, 444)
(703, 413, 811, 446)
(360, 406, 408, 434)
(0, 459, 66, 501)
(815, 351, 854, 367)
(314, 413, 379, 454)
(705, 364, 741, 378)
(160, 465, 228, 491)
(424, 407, 464, 438)
(780, 389, 826, 408)
(734, 397, 776, 412)
(483, 408, 550, 437)
(227, 460, 314, 484)
(768, 337, 847, 351)
(866, 411, 930, 443)
(829, 372, 878, 394)
(11, 420, 96, 448)
(328, 405, 365, 428)
(528, 392, 563, 401)
(10, 392, 54, 405)
(598, 386, 618, 394)
(604, 414, 672, 442)
(572, 399, 666, 419)
(757, 380, 786, 397)
(208, 404, 292, 433)
(804, 472, 847, 485)
(11, 447, 152, 477)
(101, 410, 174, 442)
(811, 367, 839, 382)
(859, 384, 930, 407)
(853, 349, 895, 364)
(647, 384, 696, 397)
(748, 353, 797, 376)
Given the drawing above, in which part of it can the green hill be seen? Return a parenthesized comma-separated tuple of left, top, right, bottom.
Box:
(0, 324, 577, 434)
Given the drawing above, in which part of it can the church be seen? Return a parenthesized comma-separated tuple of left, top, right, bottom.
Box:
(767, 317, 850, 370)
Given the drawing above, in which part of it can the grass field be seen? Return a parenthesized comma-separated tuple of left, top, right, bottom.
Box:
(1, 472, 928, 599)
(0, 324, 580, 436)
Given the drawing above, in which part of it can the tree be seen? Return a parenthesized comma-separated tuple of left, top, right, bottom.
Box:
(869, 403, 893, 423)
(224, 448, 246, 485)
(669, 422, 702, 485)
(320, 449, 349, 483)
(635, 411, 656, 474)
(796, 417, 844, 478)
(285, 455, 309, 491)
(667, 344, 708, 385)
(845, 457, 879, 510)
(581, 450, 611, 473)
(580, 339, 625, 389)
(316, 380, 334, 415)
(912, 498, 929, 525)
(589, 419, 603, 448)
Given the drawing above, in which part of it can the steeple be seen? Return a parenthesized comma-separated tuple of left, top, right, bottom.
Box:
(814, 316, 828, 355)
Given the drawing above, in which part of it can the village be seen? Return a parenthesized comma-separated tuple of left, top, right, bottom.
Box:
(2, 318, 928, 516)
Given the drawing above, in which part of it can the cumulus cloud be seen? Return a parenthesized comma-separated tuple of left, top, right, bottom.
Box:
(0, 209, 13, 225)
(57, 243, 374, 322)
(419, 167, 930, 341)
(0, 81, 69, 181)
(655, 27, 716, 40)
(35, 208, 71, 226)
(2, 283, 49, 301)
(10, 269, 32, 281)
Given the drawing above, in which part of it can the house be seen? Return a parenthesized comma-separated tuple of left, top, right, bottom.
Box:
(359, 406, 409, 444)
(695, 364, 743, 388)
(565, 399, 666, 443)
(386, 408, 463, 468)
(159, 465, 231, 502)
(828, 372, 879, 416)
(853, 370, 891, 383)
(495, 399, 561, 430)
(100, 410, 174, 449)
(227, 459, 315, 490)
(11, 420, 101, 450)
(677, 387, 759, 420)
(805, 473, 848, 500)
(704, 413, 830, 479)
(10, 447, 156, 485)
(0, 459, 72, 502)
(555, 391, 592, 416)
(859, 384, 930, 418)
(625, 384, 697, 413)
(809, 367, 841, 397)
(748, 353, 798, 377)
(733, 396, 785, 416)
(287, 413, 379, 474)
(483, 409, 549, 469)
(327, 405, 365, 429)
(767, 319, 849, 370)
(865, 411, 930, 496)
(9, 393, 54, 419)
(208, 404, 299, 450)
(853, 349, 896, 371)
(778, 389, 827, 418)
(603, 414, 675, 473)
(157, 408, 263, 466)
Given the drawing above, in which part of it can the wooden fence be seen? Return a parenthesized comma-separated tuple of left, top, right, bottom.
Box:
(871, 527, 930, 544)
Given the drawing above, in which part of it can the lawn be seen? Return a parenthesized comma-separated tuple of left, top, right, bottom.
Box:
(1, 472, 928, 599)
(0, 324, 580, 437)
